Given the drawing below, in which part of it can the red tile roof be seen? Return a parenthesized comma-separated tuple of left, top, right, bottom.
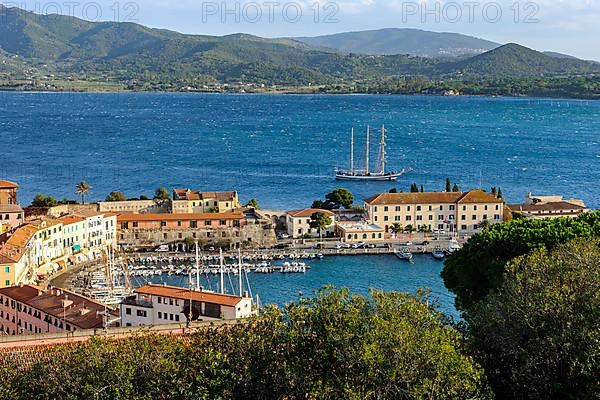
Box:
(135, 284, 244, 307)
(117, 212, 244, 222)
(0, 285, 109, 329)
(287, 208, 335, 218)
(0, 180, 18, 189)
(365, 190, 502, 206)
(59, 215, 86, 226)
(173, 189, 237, 202)
(0, 225, 38, 262)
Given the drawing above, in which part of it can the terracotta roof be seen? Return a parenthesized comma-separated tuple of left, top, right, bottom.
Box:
(135, 284, 244, 307)
(0, 180, 18, 189)
(59, 215, 86, 226)
(508, 202, 586, 213)
(457, 190, 503, 204)
(27, 218, 63, 230)
(0, 204, 24, 213)
(76, 210, 104, 218)
(117, 212, 244, 222)
(173, 189, 237, 202)
(0, 225, 38, 262)
(0, 254, 15, 264)
(0, 285, 108, 329)
(365, 190, 502, 206)
(287, 208, 335, 218)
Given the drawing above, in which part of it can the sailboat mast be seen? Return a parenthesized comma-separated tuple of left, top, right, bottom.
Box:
(219, 248, 225, 294)
(366, 125, 370, 174)
(195, 242, 200, 290)
(350, 127, 354, 173)
(238, 248, 243, 296)
(381, 125, 386, 175)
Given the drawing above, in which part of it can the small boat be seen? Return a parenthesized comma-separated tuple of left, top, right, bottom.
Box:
(395, 248, 413, 262)
(447, 240, 461, 254)
(432, 247, 445, 260)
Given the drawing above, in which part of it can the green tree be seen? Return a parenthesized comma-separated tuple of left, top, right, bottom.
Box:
(154, 187, 170, 201)
(410, 183, 419, 193)
(445, 178, 452, 192)
(245, 198, 260, 210)
(184, 236, 196, 251)
(442, 211, 600, 312)
(75, 181, 91, 204)
(390, 222, 403, 237)
(497, 187, 503, 200)
(105, 191, 126, 202)
(420, 185, 424, 192)
(389, 188, 398, 193)
(31, 194, 58, 208)
(452, 183, 460, 192)
(208, 206, 220, 213)
(309, 212, 333, 241)
(467, 240, 600, 399)
(325, 188, 354, 209)
(404, 224, 415, 233)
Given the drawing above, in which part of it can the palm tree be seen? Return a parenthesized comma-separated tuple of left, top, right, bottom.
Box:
(75, 181, 91, 204)
(390, 223, 403, 238)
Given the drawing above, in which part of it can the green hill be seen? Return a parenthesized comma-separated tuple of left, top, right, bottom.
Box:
(445, 43, 600, 77)
(295, 28, 500, 57)
(0, 5, 599, 96)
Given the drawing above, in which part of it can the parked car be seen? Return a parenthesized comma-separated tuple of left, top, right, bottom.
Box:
(336, 243, 351, 249)
(155, 245, 169, 252)
(278, 233, 290, 239)
(403, 241, 413, 246)
(352, 242, 366, 249)
(421, 240, 430, 246)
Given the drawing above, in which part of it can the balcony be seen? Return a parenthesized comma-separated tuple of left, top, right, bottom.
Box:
(122, 297, 153, 309)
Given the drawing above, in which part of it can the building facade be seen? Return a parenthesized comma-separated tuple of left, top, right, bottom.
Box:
(508, 193, 589, 219)
(364, 190, 504, 235)
(0, 180, 24, 232)
(0, 285, 110, 336)
(286, 209, 336, 239)
(336, 222, 385, 243)
(172, 189, 240, 214)
(120, 284, 254, 327)
(97, 200, 169, 214)
(117, 212, 276, 250)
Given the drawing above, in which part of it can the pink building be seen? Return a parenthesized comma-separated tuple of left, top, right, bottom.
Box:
(0, 285, 111, 336)
(118, 212, 245, 230)
(0, 180, 24, 232)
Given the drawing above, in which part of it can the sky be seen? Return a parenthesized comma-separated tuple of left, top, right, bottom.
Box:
(3, 0, 599, 60)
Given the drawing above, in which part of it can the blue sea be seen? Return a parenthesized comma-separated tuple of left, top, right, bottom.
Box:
(2, 92, 599, 317)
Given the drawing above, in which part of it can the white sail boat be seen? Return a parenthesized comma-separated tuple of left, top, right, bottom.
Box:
(336, 125, 411, 181)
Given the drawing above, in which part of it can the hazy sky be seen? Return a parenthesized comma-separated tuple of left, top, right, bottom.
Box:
(4, 0, 599, 60)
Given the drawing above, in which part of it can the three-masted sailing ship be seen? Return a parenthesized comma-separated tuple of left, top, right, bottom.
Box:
(336, 125, 411, 181)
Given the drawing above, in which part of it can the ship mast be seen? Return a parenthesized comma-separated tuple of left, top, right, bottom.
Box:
(380, 125, 386, 175)
(350, 127, 355, 174)
(365, 125, 370, 174)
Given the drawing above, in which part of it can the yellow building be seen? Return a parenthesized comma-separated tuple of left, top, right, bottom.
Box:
(364, 190, 504, 235)
(336, 222, 385, 243)
(172, 189, 241, 214)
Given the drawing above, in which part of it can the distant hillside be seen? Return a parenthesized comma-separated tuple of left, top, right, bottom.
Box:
(445, 44, 600, 77)
(294, 28, 500, 57)
(0, 6, 599, 98)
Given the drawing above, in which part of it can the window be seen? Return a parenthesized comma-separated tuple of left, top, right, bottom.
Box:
(190, 221, 197, 228)
(483, 214, 488, 220)
(395, 206, 401, 212)
(177, 221, 182, 227)
(395, 216, 401, 221)
(461, 225, 467, 230)
(4, 267, 9, 273)
(169, 299, 173, 305)
(438, 215, 444, 221)
(462, 205, 467, 211)
(428, 215, 433, 221)
(496, 205, 500, 210)
(494, 214, 501, 220)
(484, 205, 488, 211)
(125, 308, 132, 315)
(363, 234, 367, 239)
(439, 205, 443, 211)
(220, 220, 227, 226)
(132, 222, 138, 228)
(384, 206, 389, 212)
(472, 215, 477, 220)
(416, 215, 423, 221)
(4, 280, 9, 287)
(384, 216, 389, 222)
(374, 207, 378, 212)
(406, 216, 412, 221)
(449, 205, 455, 211)
(158, 297, 162, 304)
(407, 206, 411, 212)
(461, 215, 466, 221)
(474, 205, 478, 211)
(205, 220, 212, 226)
(416, 206, 421, 211)
(175, 315, 180, 322)
(136, 310, 147, 317)
(161, 221, 167, 227)
(158, 312, 162, 319)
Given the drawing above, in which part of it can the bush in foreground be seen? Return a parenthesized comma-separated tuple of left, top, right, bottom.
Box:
(466, 239, 600, 399)
(0, 289, 491, 400)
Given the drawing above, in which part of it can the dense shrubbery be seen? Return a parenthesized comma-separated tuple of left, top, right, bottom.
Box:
(466, 239, 600, 399)
(0, 289, 491, 400)
(442, 211, 600, 311)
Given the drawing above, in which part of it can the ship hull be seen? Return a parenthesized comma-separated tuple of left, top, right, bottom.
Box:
(336, 173, 400, 181)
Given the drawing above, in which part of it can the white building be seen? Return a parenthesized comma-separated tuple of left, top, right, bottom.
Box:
(120, 284, 254, 327)
(286, 209, 336, 239)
